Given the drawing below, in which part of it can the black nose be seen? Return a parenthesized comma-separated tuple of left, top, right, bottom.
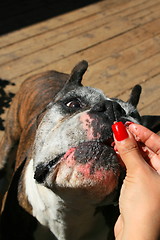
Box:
(91, 100, 126, 122)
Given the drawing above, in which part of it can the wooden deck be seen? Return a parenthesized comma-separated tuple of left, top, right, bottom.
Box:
(0, 0, 160, 139)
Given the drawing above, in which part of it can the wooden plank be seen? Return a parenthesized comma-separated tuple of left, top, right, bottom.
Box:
(140, 98, 160, 115)
(0, 1, 106, 48)
(1, 0, 160, 83)
(90, 52, 160, 97)
(0, 0, 139, 48)
(85, 34, 160, 84)
(1, 16, 160, 98)
(0, 0, 157, 65)
(24, 17, 160, 73)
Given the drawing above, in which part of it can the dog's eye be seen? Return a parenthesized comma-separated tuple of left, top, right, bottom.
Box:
(66, 99, 82, 109)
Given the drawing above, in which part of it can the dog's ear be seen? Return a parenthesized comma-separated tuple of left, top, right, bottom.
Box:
(67, 60, 88, 86)
(127, 85, 142, 108)
(128, 85, 160, 133)
(54, 60, 88, 100)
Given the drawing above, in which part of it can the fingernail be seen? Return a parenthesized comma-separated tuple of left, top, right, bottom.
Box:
(112, 121, 129, 141)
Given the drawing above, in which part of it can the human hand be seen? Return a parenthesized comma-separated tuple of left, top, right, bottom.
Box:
(112, 122, 160, 240)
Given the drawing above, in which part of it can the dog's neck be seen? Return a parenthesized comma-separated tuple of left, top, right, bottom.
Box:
(24, 159, 109, 240)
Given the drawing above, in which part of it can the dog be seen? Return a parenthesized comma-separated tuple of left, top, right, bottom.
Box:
(0, 60, 160, 240)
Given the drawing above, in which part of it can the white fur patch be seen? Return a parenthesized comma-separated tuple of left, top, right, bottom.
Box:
(25, 159, 109, 240)
(25, 159, 47, 225)
(25, 159, 68, 239)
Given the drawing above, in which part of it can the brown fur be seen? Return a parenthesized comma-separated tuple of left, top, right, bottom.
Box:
(0, 70, 69, 211)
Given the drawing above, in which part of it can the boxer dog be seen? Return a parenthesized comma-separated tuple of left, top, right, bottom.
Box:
(0, 60, 160, 240)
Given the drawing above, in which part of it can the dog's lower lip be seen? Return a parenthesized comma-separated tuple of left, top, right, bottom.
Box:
(34, 154, 64, 183)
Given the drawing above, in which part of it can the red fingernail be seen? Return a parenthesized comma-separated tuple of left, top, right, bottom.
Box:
(112, 122, 129, 141)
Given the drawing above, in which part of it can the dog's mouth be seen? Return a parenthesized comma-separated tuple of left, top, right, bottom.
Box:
(34, 136, 122, 202)
(34, 137, 117, 182)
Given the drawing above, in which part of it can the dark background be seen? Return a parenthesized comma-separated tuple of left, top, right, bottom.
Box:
(0, 0, 98, 35)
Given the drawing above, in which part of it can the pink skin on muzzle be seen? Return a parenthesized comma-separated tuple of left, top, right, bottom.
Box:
(79, 113, 101, 141)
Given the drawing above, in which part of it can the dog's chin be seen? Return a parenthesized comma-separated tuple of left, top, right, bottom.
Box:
(40, 141, 121, 204)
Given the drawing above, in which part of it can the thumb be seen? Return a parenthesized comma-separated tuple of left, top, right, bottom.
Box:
(112, 122, 145, 172)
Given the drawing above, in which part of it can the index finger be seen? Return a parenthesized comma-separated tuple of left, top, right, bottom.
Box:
(129, 124, 160, 155)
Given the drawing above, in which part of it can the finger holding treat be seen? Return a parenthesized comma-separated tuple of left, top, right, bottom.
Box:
(112, 122, 160, 240)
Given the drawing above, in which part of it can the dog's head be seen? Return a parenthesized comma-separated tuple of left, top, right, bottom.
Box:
(32, 61, 160, 206)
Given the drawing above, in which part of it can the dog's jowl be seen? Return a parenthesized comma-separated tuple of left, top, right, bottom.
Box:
(0, 61, 160, 240)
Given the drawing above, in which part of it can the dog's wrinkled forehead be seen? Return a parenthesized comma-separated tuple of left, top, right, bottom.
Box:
(56, 85, 108, 106)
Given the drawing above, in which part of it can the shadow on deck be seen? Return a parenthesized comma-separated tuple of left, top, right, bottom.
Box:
(0, 0, 99, 35)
